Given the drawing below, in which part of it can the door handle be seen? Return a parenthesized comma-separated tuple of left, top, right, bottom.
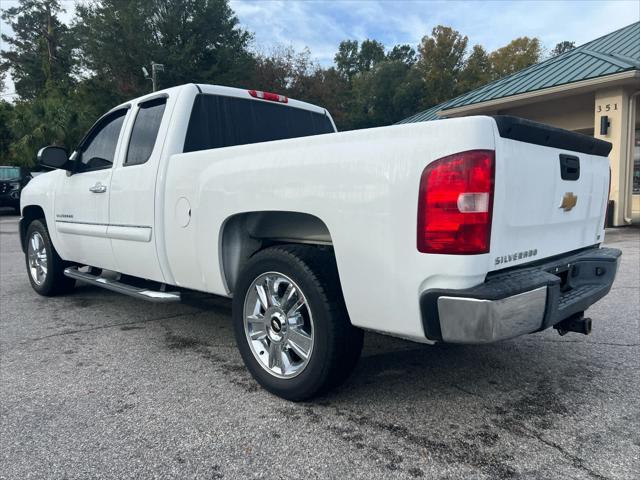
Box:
(89, 182, 107, 193)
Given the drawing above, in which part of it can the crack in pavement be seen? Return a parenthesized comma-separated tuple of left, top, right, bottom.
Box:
(519, 424, 611, 480)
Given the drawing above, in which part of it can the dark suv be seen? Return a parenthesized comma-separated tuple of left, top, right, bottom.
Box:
(0, 166, 31, 214)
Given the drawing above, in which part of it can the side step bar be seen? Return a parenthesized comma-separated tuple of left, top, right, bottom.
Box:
(64, 267, 181, 303)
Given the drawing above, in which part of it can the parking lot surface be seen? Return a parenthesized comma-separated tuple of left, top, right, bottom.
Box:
(1, 211, 639, 479)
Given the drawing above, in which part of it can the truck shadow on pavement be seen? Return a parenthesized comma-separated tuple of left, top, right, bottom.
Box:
(66, 284, 600, 419)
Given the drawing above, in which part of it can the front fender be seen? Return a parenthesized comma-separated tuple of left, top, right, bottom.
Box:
(19, 170, 64, 253)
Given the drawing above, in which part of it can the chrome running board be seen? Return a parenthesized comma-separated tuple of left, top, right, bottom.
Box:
(64, 267, 181, 303)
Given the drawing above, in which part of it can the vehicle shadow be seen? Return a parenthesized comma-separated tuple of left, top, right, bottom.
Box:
(160, 286, 595, 425)
(79, 284, 594, 412)
(32, 282, 619, 477)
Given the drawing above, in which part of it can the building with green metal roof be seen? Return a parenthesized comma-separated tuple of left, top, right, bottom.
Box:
(400, 22, 640, 226)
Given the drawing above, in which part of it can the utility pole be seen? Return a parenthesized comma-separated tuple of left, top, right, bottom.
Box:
(142, 62, 165, 92)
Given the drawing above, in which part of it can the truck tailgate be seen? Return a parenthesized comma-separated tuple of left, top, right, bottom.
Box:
(489, 116, 612, 272)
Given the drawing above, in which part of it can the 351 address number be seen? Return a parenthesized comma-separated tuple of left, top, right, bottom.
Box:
(596, 103, 618, 112)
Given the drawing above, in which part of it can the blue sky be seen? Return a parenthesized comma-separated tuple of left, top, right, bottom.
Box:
(230, 0, 639, 63)
(1, 0, 639, 98)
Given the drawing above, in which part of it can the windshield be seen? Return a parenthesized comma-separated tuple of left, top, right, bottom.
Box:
(0, 167, 20, 180)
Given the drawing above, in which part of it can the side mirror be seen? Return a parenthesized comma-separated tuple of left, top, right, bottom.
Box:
(37, 146, 71, 170)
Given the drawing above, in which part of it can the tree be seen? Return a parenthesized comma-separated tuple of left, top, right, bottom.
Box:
(73, 0, 154, 101)
(297, 67, 351, 129)
(0, 101, 15, 162)
(418, 26, 468, 106)
(334, 39, 385, 81)
(8, 91, 76, 166)
(73, 0, 254, 102)
(0, 0, 74, 100)
(459, 45, 491, 93)
(386, 44, 417, 65)
(252, 45, 320, 99)
(489, 37, 541, 79)
(551, 41, 575, 57)
(151, 0, 254, 87)
(334, 40, 360, 80)
(349, 59, 424, 129)
(357, 39, 385, 72)
(0, 0, 79, 166)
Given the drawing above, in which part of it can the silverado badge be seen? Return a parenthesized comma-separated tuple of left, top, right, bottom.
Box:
(559, 192, 577, 212)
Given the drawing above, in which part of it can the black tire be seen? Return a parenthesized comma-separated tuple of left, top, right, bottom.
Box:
(232, 245, 363, 401)
(24, 219, 75, 296)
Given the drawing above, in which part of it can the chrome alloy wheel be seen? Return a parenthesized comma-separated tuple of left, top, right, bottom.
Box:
(243, 272, 314, 379)
(27, 231, 48, 286)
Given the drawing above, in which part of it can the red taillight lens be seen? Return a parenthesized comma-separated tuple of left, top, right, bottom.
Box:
(248, 89, 288, 103)
(417, 150, 495, 254)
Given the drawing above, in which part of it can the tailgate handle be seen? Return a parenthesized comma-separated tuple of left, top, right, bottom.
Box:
(559, 154, 580, 181)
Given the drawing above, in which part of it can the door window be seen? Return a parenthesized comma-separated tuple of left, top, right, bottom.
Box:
(77, 109, 127, 173)
(125, 98, 167, 166)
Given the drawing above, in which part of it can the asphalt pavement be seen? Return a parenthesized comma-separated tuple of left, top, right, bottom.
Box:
(1, 210, 639, 479)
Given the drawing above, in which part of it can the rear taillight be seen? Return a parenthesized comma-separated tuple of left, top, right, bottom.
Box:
(248, 89, 288, 103)
(417, 150, 495, 254)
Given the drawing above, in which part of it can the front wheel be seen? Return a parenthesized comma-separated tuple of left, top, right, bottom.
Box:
(25, 219, 75, 296)
(232, 245, 363, 401)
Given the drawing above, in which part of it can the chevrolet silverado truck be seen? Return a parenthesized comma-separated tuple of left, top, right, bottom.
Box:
(20, 84, 621, 400)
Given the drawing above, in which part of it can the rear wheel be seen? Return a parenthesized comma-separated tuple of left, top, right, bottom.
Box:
(25, 219, 75, 296)
(232, 245, 363, 401)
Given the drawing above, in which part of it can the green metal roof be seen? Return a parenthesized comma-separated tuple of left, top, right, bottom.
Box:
(398, 21, 640, 124)
(398, 102, 449, 123)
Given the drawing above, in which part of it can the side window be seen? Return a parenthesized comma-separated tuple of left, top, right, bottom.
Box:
(125, 98, 167, 166)
(77, 109, 127, 173)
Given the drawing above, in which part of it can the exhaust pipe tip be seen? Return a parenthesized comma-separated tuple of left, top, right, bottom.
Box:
(583, 317, 592, 335)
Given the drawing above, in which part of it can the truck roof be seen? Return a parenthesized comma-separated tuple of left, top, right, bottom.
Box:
(108, 83, 328, 117)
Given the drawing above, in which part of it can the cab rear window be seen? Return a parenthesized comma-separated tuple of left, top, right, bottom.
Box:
(183, 94, 334, 153)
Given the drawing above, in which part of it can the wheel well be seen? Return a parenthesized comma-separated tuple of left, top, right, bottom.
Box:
(19, 205, 46, 252)
(220, 211, 332, 293)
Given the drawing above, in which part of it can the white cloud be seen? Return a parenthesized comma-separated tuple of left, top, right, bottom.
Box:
(232, 0, 639, 63)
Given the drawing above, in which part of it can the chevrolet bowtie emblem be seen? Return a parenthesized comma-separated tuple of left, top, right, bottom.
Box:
(560, 192, 578, 212)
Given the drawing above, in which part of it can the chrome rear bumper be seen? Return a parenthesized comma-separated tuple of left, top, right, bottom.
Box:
(437, 287, 547, 343)
(420, 247, 621, 344)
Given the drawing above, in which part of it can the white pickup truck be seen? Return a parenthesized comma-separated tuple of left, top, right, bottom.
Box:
(20, 84, 621, 400)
